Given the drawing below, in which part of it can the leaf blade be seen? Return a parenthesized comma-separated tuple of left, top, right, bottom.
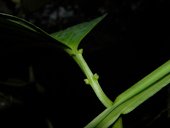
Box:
(50, 14, 107, 51)
(85, 60, 170, 128)
(0, 13, 68, 49)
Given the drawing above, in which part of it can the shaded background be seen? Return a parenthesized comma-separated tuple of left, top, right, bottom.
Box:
(0, 0, 170, 127)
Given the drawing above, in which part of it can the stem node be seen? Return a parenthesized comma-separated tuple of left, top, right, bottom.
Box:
(84, 78, 90, 85)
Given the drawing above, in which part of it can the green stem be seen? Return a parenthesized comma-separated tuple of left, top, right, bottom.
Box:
(68, 49, 113, 108)
(66, 49, 123, 127)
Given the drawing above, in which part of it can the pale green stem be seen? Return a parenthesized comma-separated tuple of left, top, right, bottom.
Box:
(67, 49, 113, 108)
(66, 49, 123, 127)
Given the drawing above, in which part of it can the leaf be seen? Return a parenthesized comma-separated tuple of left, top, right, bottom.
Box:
(112, 117, 123, 128)
(0, 12, 44, 34)
(0, 13, 68, 49)
(85, 60, 170, 128)
(0, 13, 106, 52)
(50, 14, 107, 52)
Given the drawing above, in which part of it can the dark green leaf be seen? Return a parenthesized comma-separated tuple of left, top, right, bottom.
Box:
(0, 13, 68, 49)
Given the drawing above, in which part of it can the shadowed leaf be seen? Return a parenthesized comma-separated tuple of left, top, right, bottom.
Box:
(0, 13, 68, 49)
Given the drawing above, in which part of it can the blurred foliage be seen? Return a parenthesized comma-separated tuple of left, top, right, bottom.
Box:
(20, 0, 50, 13)
(0, 0, 107, 31)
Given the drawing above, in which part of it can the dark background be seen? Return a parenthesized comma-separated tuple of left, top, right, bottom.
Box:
(0, 0, 170, 128)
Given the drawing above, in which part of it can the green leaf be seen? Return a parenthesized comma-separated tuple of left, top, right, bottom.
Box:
(85, 60, 170, 128)
(50, 14, 107, 52)
(112, 117, 123, 128)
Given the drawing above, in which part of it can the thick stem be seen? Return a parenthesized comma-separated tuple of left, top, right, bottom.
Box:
(68, 49, 113, 108)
